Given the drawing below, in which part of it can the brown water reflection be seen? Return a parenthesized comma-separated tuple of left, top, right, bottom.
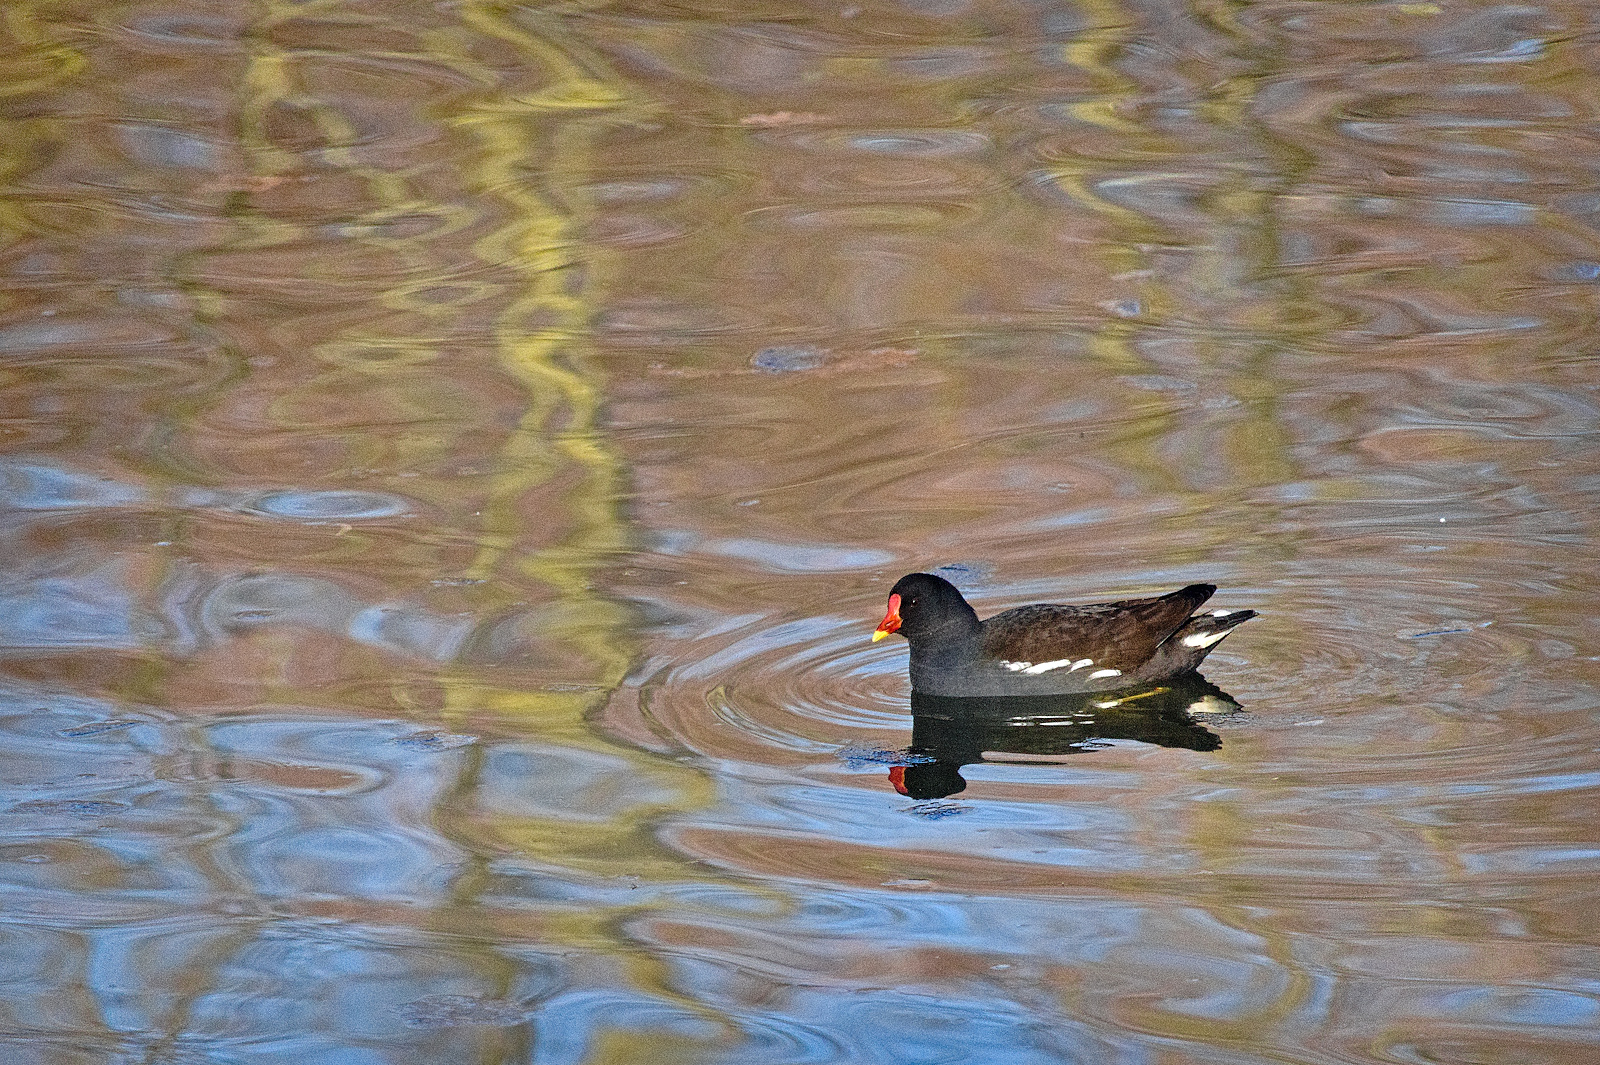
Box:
(4, 0, 1600, 1062)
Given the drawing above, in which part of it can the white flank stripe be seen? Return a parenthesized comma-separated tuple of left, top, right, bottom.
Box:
(1087, 668, 1122, 680)
(1022, 658, 1073, 674)
(1002, 660, 1031, 671)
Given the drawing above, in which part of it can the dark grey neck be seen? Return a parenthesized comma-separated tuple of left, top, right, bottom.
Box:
(906, 605, 982, 665)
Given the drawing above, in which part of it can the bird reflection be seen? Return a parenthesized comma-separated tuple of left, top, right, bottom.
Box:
(890, 674, 1240, 799)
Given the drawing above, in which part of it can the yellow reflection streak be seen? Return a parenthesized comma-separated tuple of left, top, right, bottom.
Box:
(447, 1, 634, 701)
(435, 1, 718, 885)
(1051, 0, 1165, 373)
(427, 11, 734, 1031)
(0, 5, 86, 253)
(1049, 0, 1178, 511)
(1060, 0, 1143, 133)
(222, 0, 717, 894)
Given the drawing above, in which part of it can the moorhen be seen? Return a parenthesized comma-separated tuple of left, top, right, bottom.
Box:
(872, 572, 1256, 697)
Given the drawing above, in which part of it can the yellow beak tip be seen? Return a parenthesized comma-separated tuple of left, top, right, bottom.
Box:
(871, 629, 888, 643)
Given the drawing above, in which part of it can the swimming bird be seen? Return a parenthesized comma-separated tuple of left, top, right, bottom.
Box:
(872, 571, 1256, 697)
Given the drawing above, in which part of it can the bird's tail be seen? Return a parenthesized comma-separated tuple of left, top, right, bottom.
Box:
(1165, 607, 1258, 659)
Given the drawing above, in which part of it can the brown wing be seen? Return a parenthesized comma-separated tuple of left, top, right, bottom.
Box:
(978, 584, 1215, 671)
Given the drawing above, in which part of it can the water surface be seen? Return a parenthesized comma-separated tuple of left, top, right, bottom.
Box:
(2, 1, 1599, 1062)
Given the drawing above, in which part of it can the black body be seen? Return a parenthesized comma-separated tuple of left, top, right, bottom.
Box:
(879, 572, 1255, 697)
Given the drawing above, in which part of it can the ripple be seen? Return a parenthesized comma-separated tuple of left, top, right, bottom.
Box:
(0, 566, 147, 651)
(242, 489, 413, 521)
(473, 743, 683, 822)
(396, 994, 529, 1029)
(748, 202, 978, 232)
(0, 314, 178, 354)
(8, 799, 129, 817)
(574, 175, 722, 204)
(621, 607, 908, 770)
(115, 122, 218, 170)
(754, 127, 991, 158)
(392, 730, 478, 752)
(0, 459, 428, 528)
(788, 159, 1000, 199)
(56, 720, 137, 738)
(0, 461, 146, 510)
(698, 538, 896, 573)
(120, 12, 245, 48)
(752, 345, 828, 373)
(720, 1011, 849, 1064)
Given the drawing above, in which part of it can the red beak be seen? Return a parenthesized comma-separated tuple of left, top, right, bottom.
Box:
(873, 593, 902, 642)
(888, 766, 909, 795)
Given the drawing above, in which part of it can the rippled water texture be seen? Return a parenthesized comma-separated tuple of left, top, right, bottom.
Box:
(3, 0, 1599, 1062)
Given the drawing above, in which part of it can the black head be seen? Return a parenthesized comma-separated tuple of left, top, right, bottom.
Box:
(872, 572, 981, 644)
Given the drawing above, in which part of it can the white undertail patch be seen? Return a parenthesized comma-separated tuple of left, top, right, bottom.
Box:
(1182, 629, 1230, 649)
